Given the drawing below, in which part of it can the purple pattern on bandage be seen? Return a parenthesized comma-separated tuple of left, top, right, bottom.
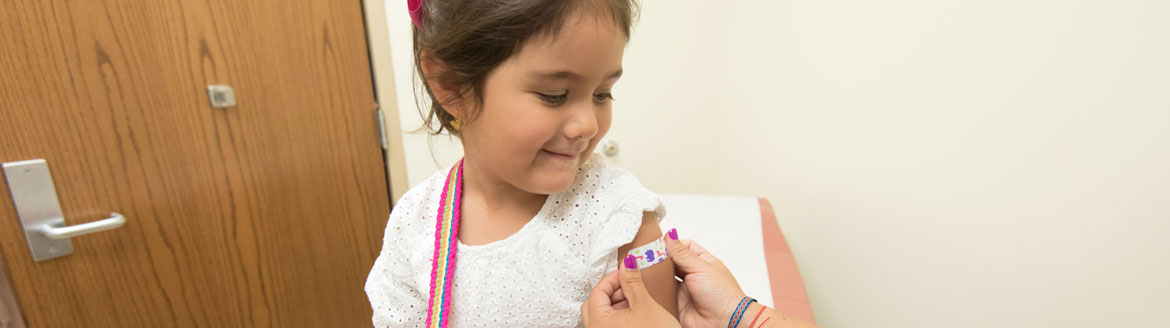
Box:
(627, 238, 669, 269)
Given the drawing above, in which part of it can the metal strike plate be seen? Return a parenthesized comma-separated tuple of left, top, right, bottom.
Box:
(2, 159, 75, 261)
(207, 85, 237, 108)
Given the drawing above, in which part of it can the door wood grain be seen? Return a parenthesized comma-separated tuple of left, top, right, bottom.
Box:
(0, 0, 390, 326)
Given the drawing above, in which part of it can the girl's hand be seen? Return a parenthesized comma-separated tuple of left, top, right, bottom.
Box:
(664, 230, 749, 328)
(582, 255, 680, 328)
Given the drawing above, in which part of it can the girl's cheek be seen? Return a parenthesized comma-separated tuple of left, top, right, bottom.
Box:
(514, 106, 563, 139)
(498, 116, 551, 153)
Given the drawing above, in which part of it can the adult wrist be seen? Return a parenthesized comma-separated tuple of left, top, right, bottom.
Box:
(734, 303, 767, 328)
(725, 296, 758, 328)
(717, 293, 748, 327)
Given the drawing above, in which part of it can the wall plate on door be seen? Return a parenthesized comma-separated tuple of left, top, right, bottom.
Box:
(207, 85, 237, 108)
(2, 159, 75, 261)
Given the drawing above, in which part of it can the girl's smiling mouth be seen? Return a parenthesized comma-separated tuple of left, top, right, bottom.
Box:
(541, 149, 579, 160)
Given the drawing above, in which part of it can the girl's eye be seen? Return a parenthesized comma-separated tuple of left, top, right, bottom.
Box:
(537, 92, 567, 106)
(593, 92, 615, 102)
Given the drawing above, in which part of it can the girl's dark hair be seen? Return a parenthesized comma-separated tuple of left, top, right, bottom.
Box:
(412, 0, 639, 135)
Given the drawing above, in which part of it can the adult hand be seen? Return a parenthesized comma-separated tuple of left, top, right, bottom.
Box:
(664, 229, 749, 328)
(582, 254, 680, 328)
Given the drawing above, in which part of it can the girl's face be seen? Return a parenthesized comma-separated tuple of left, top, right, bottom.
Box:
(459, 11, 627, 195)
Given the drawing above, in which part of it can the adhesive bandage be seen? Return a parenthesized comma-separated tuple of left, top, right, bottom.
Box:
(626, 237, 668, 269)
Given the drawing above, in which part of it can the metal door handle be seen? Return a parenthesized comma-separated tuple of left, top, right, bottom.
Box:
(40, 212, 126, 240)
(2, 159, 129, 261)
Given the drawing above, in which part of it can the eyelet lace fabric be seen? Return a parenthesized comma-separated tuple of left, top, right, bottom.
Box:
(365, 154, 665, 327)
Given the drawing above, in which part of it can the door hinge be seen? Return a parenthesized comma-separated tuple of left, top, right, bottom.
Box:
(375, 106, 388, 150)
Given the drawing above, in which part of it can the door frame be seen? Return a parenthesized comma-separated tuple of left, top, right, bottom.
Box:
(362, 0, 410, 203)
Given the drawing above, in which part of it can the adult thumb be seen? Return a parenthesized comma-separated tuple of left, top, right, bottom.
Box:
(619, 254, 653, 307)
(663, 228, 705, 278)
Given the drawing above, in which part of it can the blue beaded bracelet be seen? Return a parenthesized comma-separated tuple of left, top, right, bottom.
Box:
(728, 296, 757, 328)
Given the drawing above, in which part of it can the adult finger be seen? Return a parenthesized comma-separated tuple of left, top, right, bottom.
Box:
(664, 230, 710, 279)
(685, 239, 724, 265)
(618, 254, 653, 307)
(610, 287, 629, 310)
(585, 270, 621, 314)
(580, 301, 589, 327)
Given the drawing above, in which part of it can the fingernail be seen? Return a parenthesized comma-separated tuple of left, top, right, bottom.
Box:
(668, 228, 678, 241)
(624, 254, 637, 270)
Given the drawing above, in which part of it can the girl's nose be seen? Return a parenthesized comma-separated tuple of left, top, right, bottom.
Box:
(564, 104, 598, 140)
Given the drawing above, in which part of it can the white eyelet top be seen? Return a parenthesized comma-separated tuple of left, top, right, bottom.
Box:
(365, 153, 666, 327)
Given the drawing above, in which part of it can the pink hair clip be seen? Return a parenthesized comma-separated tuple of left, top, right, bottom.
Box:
(408, 0, 424, 29)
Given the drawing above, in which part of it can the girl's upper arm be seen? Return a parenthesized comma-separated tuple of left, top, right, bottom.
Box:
(616, 211, 680, 317)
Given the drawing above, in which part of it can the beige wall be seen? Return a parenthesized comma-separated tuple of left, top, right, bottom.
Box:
(716, 0, 1169, 326)
(386, 0, 1170, 326)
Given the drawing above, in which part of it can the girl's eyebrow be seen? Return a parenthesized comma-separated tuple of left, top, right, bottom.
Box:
(528, 68, 624, 81)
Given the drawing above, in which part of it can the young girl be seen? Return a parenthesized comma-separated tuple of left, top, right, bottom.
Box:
(365, 0, 677, 326)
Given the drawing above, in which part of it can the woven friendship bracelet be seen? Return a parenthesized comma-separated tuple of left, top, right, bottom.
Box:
(728, 296, 757, 328)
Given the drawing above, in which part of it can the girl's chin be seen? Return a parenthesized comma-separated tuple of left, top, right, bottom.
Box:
(524, 171, 578, 195)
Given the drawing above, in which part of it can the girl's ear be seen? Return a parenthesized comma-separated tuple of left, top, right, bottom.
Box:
(419, 52, 468, 120)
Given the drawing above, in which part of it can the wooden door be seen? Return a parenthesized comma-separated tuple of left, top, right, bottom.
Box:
(0, 0, 389, 326)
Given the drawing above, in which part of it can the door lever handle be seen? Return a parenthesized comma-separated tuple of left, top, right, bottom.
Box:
(2, 159, 129, 261)
(40, 212, 126, 240)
